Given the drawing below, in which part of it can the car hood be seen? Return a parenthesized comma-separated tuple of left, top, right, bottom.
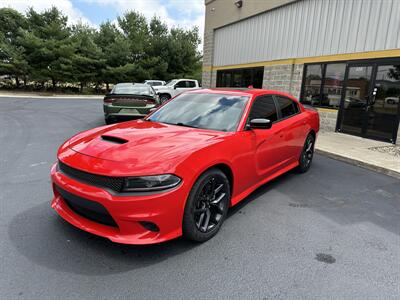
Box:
(65, 120, 229, 173)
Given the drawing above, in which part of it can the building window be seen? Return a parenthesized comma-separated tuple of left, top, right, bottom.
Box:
(300, 63, 346, 109)
(217, 67, 264, 88)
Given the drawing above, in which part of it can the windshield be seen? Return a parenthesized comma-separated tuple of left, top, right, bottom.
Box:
(112, 84, 152, 95)
(165, 80, 178, 87)
(147, 93, 249, 132)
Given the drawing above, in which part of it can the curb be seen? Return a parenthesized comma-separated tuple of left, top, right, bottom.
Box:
(315, 148, 400, 179)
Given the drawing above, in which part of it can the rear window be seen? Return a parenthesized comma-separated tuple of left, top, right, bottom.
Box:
(276, 96, 299, 119)
(112, 84, 151, 95)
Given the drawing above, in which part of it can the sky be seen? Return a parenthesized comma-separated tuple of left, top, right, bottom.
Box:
(1, 0, 205, 47)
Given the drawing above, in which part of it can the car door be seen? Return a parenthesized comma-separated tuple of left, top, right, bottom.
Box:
(244, 95, 290, 179)
(174, 80, 191, 94)
(274, 95, 307, 162)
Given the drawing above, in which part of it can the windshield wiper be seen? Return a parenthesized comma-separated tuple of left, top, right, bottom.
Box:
(172, 122, 198, 128)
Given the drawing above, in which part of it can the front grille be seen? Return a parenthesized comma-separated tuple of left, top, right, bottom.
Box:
(56, 185, 118, 227)
(59, 161, 124, 193)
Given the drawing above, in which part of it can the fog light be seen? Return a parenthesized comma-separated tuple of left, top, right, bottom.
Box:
(139, 221, 160, 232)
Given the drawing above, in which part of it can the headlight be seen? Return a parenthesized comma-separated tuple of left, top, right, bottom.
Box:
(122, 174, 181, 192)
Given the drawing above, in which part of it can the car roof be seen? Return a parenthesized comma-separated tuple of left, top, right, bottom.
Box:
(187, 88, 297, 100)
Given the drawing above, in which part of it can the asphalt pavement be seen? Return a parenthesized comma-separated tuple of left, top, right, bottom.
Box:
(0, 97, 399, 300)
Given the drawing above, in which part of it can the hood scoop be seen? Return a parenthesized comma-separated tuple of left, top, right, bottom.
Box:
(101, 135, 128, 144)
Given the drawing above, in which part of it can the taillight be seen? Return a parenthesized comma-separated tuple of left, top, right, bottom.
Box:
(104, 98, 115, 104)
(146, 98, 156, 104)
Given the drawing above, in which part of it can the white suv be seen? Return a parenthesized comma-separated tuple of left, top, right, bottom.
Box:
(153, 79, 200, 103)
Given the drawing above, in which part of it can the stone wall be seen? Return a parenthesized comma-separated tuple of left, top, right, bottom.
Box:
(318, 109, 339, 133)
(262, 64, 303, 98)
(202, 29, 214, 88)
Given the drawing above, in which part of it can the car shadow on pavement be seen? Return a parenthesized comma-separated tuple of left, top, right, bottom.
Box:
(8, 202, 199, 276)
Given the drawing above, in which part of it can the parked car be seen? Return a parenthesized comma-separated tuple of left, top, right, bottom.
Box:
(152, 79, 200, 103)
(143, 80, 166, 87)
(385, 97, 399, 105)
(51, 89, 319, 244)
(103, 83, 159, 124)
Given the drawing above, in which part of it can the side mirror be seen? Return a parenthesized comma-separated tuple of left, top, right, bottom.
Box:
(173, 85, 177, 89)
(248, 118, 272, 130)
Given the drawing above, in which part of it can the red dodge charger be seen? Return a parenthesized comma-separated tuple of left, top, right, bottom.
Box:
(51, 89, 319, 244)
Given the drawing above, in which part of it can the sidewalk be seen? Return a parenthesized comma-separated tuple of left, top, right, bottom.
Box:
(316, 132, 400, 179)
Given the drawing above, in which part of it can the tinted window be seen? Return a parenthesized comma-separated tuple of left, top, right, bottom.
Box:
(216, 67, 264, 88)
(248, 95, 278, 122)
(112, 84, 151, 95)
(148, 93, 249, 132)
(187, 81, 196, 88)
(276, 96, 299, 118)
(175, 81, 187, 88)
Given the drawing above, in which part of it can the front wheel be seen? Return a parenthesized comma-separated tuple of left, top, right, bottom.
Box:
(182, 169, 230, 242)
(159, 94, 171, 104)
(296, 133, 315, 173)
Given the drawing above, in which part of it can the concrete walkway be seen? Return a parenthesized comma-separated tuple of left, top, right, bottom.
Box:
(316, 132, 400, 178)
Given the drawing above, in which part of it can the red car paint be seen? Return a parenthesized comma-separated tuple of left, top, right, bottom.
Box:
(51, 89, 319, 244)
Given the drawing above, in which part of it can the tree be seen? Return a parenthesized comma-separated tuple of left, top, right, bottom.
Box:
(95, 21, 131, 89)
(23, 7, 73, 88)
(117, 11, 149, 63)
(71, 23, 105, 91)
(165, 27, 202, 81)
(0, 7, 203, 92)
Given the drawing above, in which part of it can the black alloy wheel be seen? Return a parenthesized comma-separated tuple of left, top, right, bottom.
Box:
(183, 169, 230, 242)
(297, 133, 315, 173)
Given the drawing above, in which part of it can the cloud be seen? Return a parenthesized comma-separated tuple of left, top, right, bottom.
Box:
(83, 0, 204, 48)
(1, 0, 93, 26)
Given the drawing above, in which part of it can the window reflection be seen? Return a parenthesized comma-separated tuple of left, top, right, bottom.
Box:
(301, 64, 323, 106)
(322, 64, 346, 108)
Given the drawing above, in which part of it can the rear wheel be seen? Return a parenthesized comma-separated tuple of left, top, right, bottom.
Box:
(182, 169, 230, 242)
(296, 133, 315, 173)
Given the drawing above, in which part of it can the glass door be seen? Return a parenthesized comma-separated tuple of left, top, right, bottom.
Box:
(365, 64, 400, 143)
(338, 61, 400, 143)
(339, 64, 373, 137)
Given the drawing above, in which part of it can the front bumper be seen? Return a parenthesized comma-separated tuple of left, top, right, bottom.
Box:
(50, 163, 188, 244)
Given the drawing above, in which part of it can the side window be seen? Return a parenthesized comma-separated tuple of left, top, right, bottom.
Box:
(248, 95, 278, 122)
(175, 81, 187, 88)
(276, 96, 299, 119)
(187, 81, 196, 88)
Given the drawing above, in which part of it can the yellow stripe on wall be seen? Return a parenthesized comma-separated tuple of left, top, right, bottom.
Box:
(203, 49, 400, 72)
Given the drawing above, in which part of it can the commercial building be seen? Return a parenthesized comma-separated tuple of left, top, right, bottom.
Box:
(202, 0, 400, 144)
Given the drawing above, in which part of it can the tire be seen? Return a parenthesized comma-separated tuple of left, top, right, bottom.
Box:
(159, 94, 171, 104)
(296, 133, 315, 173)
(105, 117, 113, 125)
(182, 168, 231, 242)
